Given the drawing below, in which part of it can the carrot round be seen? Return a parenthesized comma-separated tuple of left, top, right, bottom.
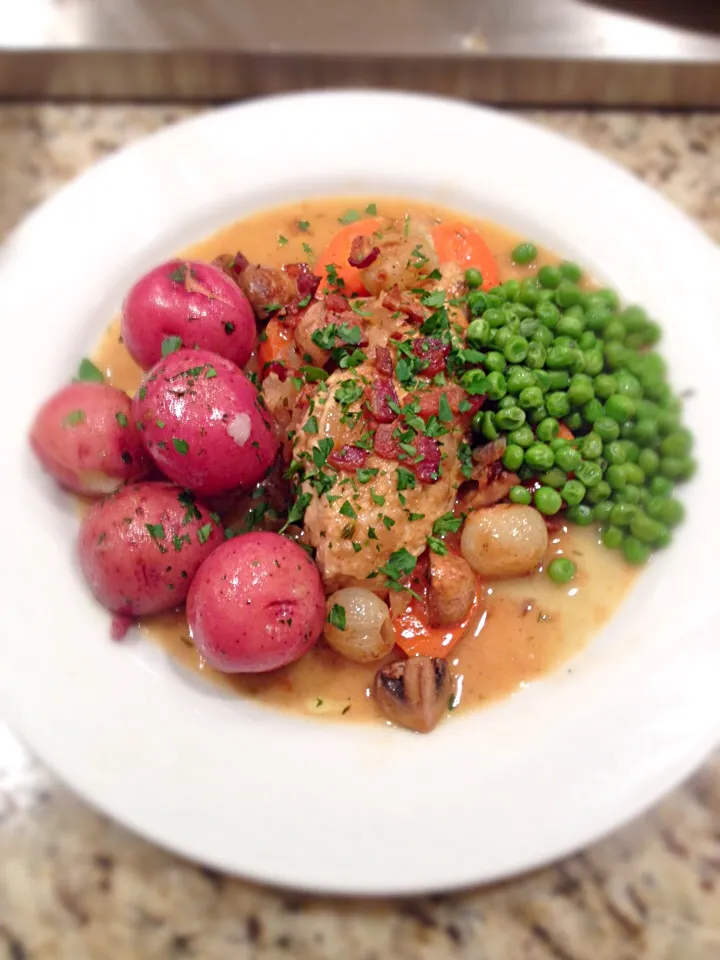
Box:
(557, 423, 575, 441)
(313, 216, 385, 297)
(258, 319, 298, 377)
(431, 223, 500, 291)
(393, 593, 480, 660)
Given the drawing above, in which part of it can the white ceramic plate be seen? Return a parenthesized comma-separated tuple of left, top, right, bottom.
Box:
(2, 92, 720, 895)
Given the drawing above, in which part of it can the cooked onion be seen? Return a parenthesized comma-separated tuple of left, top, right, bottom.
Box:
(461, 504, 548, 578)
(325, 588, 396, 663)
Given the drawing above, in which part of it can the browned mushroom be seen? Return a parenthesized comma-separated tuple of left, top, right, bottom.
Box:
(373, 657, 454, 733)
(428, 551, 476, 627)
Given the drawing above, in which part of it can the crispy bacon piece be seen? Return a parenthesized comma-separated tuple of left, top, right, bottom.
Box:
(263, 361, 288, 382)
(374, 422, 402, 460)
(328, 445, 370, 472)
(472, 437, 507, 467)
(348, 235, 381, 269)
(416, 385, 477, 420)
(375, 346, 394, 377)
(412, 338, 451, 376)
(325, 293, 349, 313)
(212, 251, 249, 279)
(381, 285, 426, 324)
(459, 461, 520, 509)
(411, 436, 441, 484)
(366, 378, 400, 424)
(284, 262, 321, 299)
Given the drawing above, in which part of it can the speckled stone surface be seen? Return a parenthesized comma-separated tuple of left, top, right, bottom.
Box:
(1, 105, 720, 960)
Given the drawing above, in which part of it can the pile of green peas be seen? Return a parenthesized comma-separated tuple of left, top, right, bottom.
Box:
(461, 247, 694, 568)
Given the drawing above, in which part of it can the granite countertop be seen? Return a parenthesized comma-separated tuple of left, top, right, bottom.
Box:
(1, 105, 720, 960)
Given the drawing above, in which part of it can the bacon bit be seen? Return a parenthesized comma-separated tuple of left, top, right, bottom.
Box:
(472, 437, 507, 466)
(381, 285, 426, 324)
(284, 262, 321, 299)
(111, 613, 134, 641)
(348, 235, 381, 269)
(325, 293, 349, 313)
(263, 361, 288, 382)
(328, 445, 370, 472)
(375, 346, 394, 377)
(367, 377, 400, 424)
(416, 385, 483, 421)
(411, 436, 441, 484)
(374, 422, 402, 460)
(459, 464, 520, 509)
(212, 251, 249, 280)
(545, 515, 566, 534)
(412, 338, 450, 376)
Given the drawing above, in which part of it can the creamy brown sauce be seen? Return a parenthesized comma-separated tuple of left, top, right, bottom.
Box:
(93, 197, 637, 723)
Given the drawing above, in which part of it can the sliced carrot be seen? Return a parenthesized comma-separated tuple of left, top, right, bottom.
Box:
(393, 592, 481, 660)
(313, 216, 385, 297)
(258, 319, 298, 377)
(431, 222, 500, 291)
(557, 423, 575, 441)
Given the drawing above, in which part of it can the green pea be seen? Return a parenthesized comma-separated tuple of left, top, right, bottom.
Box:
(526, 443, 555, 471)
(481, 411, 500, 441)
(621, 305, 648, 332)
(526, 341, 547, 369)
(555, 444, 581, 473)
(472, 410, 485, 434)
(619, 440, 640, 463)
(654, 527, 672, 549)
(661, 456, 695, 481)
(484, 351, 506, 373)
(606, 464, 627, 490)
(649, 475, 673, 497)
(615, 371, 642, 399)
(582, 398, 604, 423)
(575, 460, 603, 488)
(581, 432, 603, 459)
(536, 417, 560, 443)
(617, 484, 641, 505)
(554, 281, 583, 309)
(578, 331, 597, 351)
(557, 315, 584, 339)
(565, 304, 585, 320)
(468, 290, 489, 316)
(512, 242, 537, 264)
(485, 371, 508, 400)
(519, 279, 541, 306)
(638, 448, 660, 476)
(647, 496, 685, 526)
(567, 374, 594, 407)
(593, 501, 614, 523)
(502, 279, 521, 302)
(465, 267, 484, 290)
(624, 462, 645, 486)
(535, 486, 563, 515)
(484, 308, 505, 329)
(538, 265, 561, 289)
(541, 468, 568, 489)
(595, 287, 620, 311)
(604, 341, 630, 370)
(594, 374, 617, 399)
(567, 503, 595, 526)
(545, 370, 570, 391)
(587, 480, 612, 504)
(502, 444, 525, 471)
(519, 386, 544, 409)
(605, 394, 636, 423)
(610, 502, 637, 527)
(622, 536, 650, 565)
(565, 412, 583, 433)
(559, 261, 583, 283)
(496, 407, 527, 432)
(519, 317, 539, 338)
(632, 419, 658, 447)
(643, 321, 662, 345)
(466, 317, 491, 345)
(546, 344, 576, 370)
(562, 479, 586, 506)
(499, 394, 518, 410)
(509, 425, 534, 448)
(506, 366, 536, 394)
(661, 429, 693, 458)
(603, 441, 626, 465)
(548, 557, 576, 583)
(603, 318, 626, 342)
(583, 349, 604, 377)
(594, 416, 620, 442)
(630, 511, 665, 545)
(546, 391, 571, 418)
(504, 335, 529, 363)
(602, 525, 624, 550)
(585, 307, 612, 332)
(528, 405, 549, 426)
(509, 485, 532, 505)
(494, 327, 512, 349)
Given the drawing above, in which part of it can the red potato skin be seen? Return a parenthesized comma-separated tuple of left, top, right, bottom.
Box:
(30, 382, 149, 496)
(187, 533, 326, 673)
(121, 259, 256, 370)
(133, 349, 279, 497)
(78, 482, 221, 616)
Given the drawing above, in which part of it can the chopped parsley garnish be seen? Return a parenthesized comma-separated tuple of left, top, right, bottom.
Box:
(161, 335, 182, 357)
(302, 242, 313, 257)
(278, 234, 288, 246)
(299, 365, 329, 383)
(325, 264, 345, 289)
(379, 548, 416, 590)
(349, 301, 370, 318)
(338, 209, 360, 225)
(339, 501, 357, 520)
(312, 325, 338, 351)
(382, 515, 395, 530)
(327, 604, 347, 630)
(224, 321, 235, 334)
(115, 412, 128, 428)
(172, 438, 189, 455)
(337, 323, 363, 345)
(197, 523, 213, 544)
(298, 220, 310, 232)
(145, 523, 165, 543)
(370, 489, 385, 506)
(205, 365, 218, 379)
(178, 490, 202, 523)
(76, 358, 104, 383)
(422, 290, 446, 309)
(408, 512, 425, 521)
(365, 203, 377, 215)
(438, 393, 453, 423)
(357, 467, 379, 484)
(173, 533, 190, 551)
(461, 370, 489, 396)
(169, 266, 186, 283)
(281, 492, 312, 531)
(396, 468, 416, 491)
(427, 536, 449, 556)
(312, 438, 334, 469)
(368, 527, 378, 540)
(63, 409, 86, 427)
(428, 268, 442, 281)
(302, 416, 319, 435)
(334, 380, 363, 407)
(458, 442, 473, 480)
(339, 348, 366, 370)
(433, 512, 463, 535)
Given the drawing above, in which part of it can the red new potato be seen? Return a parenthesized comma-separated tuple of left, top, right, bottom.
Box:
(78, 482, 221, 616)
(30, 381, 149, 496)
(133, 349, 279, 497)
(121, 259, 256, 369)
(187, 533, 325, 673)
